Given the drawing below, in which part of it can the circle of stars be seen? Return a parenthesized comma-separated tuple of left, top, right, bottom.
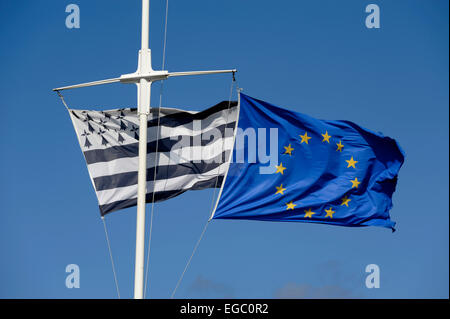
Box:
(273, 129, 363, 220)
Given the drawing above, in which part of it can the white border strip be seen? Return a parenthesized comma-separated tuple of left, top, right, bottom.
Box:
(208, 90, 241, 221)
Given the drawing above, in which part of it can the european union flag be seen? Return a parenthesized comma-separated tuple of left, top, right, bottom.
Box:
(212, 94, 405, 231)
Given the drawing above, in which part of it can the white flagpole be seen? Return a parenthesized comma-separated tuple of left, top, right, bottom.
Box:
(134, 0, 151, 299)
(53, 0, 237, 299)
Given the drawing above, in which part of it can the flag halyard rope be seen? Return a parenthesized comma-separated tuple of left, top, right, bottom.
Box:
(170, 74, 237, 299)
(56, 90, 122, 298)
(144, 0, 170, 299)
(208, 74, 237, 215)
(55, 90, 70, 110)
(170, 219, 210, 298)
(101, 217, 121, 299)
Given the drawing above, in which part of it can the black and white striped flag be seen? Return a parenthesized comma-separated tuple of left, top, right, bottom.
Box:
(68, 101, 238, 215)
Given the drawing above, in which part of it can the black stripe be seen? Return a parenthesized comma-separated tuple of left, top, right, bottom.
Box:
(84, 122, 235, 164)
(148, 101, 237, 128)
(70, 110, 82, 120)
(93, 151, 230, 191)
(98, 176, 224, 216)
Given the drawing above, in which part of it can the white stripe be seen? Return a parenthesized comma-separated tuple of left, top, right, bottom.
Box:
(96, 162, 229, 206)
(88, 136, 234, 178)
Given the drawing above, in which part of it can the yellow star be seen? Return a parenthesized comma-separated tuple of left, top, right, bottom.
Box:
(322, 131, 331, 143)
(346, 156, 358, 168)
(286, 201, 296, 210)
(275, 163, 287, 175)
(284, 144, 294, 156)
(336, 140, 344, 152)
(300, 131, 312, 144)
(341, 196, 351, 207)
(304, 208, 316, 218)
(350, 177, 361, 188)
(275, 184, 286, 195)
(325, 207, 335, 218)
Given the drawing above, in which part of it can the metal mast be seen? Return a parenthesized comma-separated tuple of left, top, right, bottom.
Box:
(53, 0, 236, 299)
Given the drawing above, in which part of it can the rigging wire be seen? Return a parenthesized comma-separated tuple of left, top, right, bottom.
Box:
(102, 217, 121, 299)
(143, 0, 170, 299)
(170, 219, 210, 299)
(55, 79, 122, 299)
(55, 90, 70, 110)
(170, 75, 237, 298)
(208, 73, 236, 215)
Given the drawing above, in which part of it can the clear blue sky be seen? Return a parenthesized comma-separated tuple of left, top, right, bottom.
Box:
(0, 0, 448, 299)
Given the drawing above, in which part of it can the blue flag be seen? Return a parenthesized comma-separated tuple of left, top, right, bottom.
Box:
(212, 94, 405, 231)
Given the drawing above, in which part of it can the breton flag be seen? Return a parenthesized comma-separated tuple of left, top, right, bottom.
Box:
(211, 94, 405, 231)
(68, 101, 238, 215)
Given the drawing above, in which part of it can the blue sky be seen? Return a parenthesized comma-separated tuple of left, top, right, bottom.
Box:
(0, 0, 448, 298)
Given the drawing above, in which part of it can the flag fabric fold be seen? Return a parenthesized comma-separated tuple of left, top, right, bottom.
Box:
(212, 94, 404, 230)
(69, 101, 238, 215)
